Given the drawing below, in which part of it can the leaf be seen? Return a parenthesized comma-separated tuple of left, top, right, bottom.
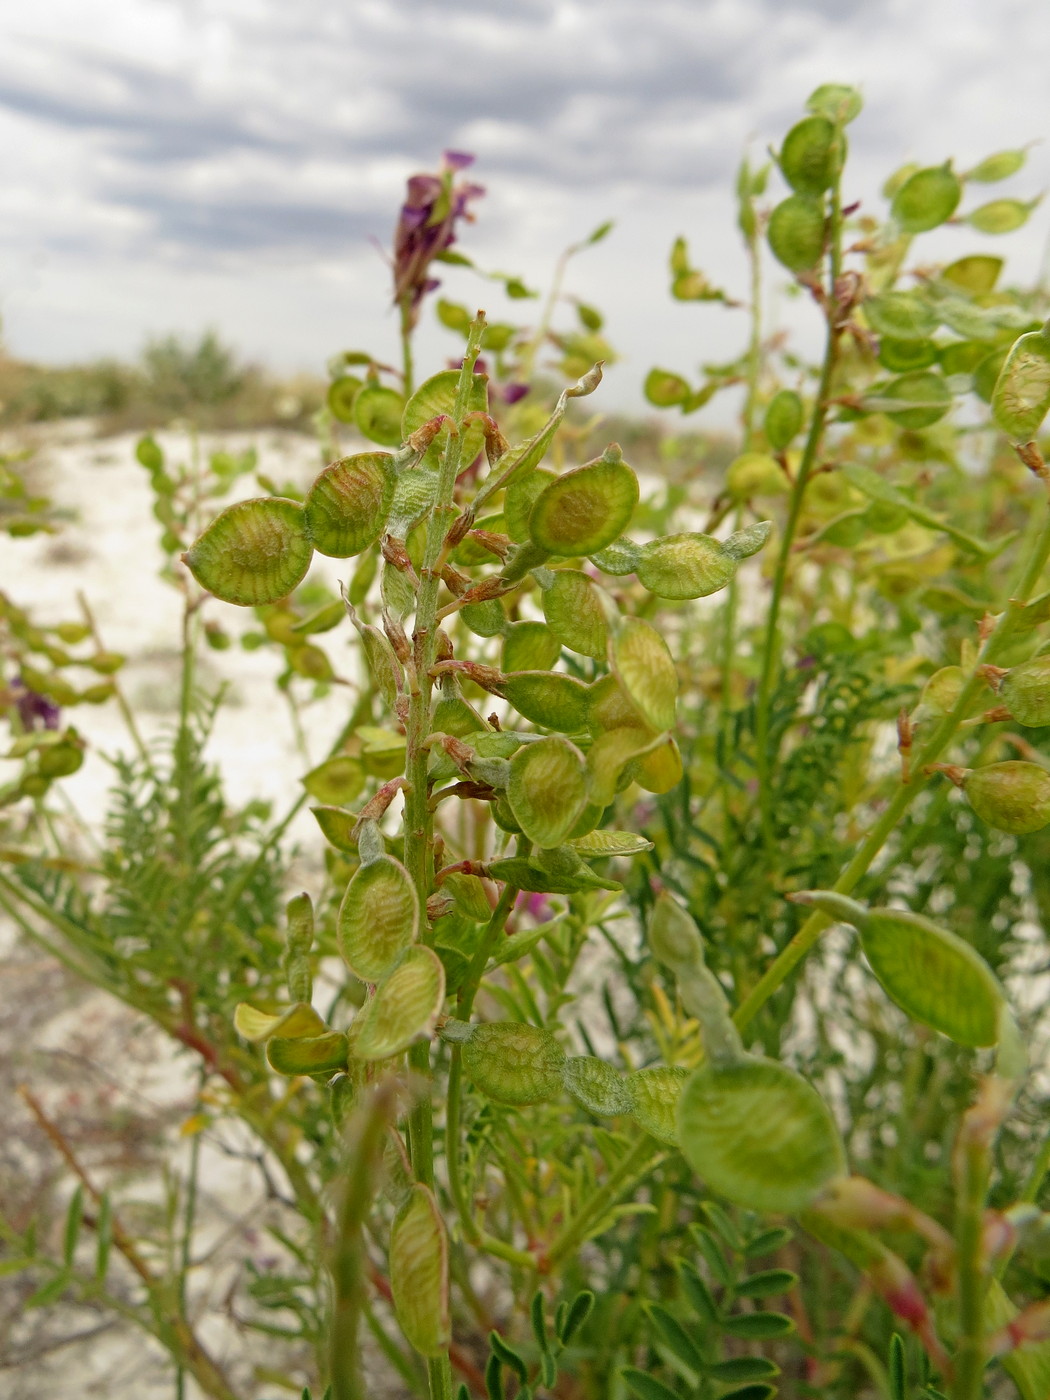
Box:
(676, 1259, 719, 1324)
(24, 1269, 73, 1309)
(644, 1302, 706, 1375)
(708, 1357, 781, 1382)
(461, 1020, 566, 1104)
(559, 1288, 594, 1343)
(390, 1185, 450, 1357)
(184, 498, 313, 606)
(679, 1057, 845, 1212)
(620, 1368, 680, 1400)
(95, 1193, 112, 1281)
(528, 449, 639, 557)
(489, 1331, 528, 1383)
(338, 855, 419, 983)
(722, 1311, 795, 1339)
(736, 1268, 798, 1298)
(63, 1185, 83, 1267)
(351, 946, 445, 1060)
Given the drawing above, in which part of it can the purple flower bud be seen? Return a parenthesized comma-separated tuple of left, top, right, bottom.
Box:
(442, 150, 476, 172)
(393, 156, 484, 331)
(498, 382, 530, 405)
(10, 675, 61, 731)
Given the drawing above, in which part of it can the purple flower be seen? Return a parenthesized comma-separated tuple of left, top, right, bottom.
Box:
(393, 153, 484, 331)
(10, 675, 60, 730)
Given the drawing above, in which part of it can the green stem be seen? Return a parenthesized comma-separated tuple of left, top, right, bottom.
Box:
(754, 178, 844, 849)
(952, 1104, 996, 1400)
(399, 297, 416, 399)
(544, 1136, 666, 1271)
(735, 496, 1050, 1033)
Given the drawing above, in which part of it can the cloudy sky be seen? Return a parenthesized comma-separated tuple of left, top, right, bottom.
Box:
(1, 0, 1047, 414)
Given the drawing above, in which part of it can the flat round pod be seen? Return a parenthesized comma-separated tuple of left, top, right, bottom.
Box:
(390, 1185, 450, 1358)
(353, 384, 406, 447)
(626, 1066, 687, 1145)
(504, 469, 556, 543)
(779, 115, 842, 195)
(609, 617, 678, 732)
(589, 538, 642, 576)
(351, 946, 445, 1061)
(507, 735, 588, 849)
(637, 533, 738, 597)
(497, 671, 592, 732)
(963, 761, 1050, 835)
(764, 390, 804, 450)
(991, 321, 1050, 442)
(586, 726, 656, 807)
(806, 83, 862, 124)
(326, 375, 362, 423)
(462, 1021, 566, 1105)
(586, 674, 646, 736)
(864, 292, 939, 342)
(570, 829, 653, 858)
(542, 570, 609, 658)
(678, 1058, 845, 1213)
(267, 1031, 349, 1077)
(562, 1056, 632, 1116)
(528, 452, 639, 557)
(461, 599, 506, 638)
(880, 371, 952, 429)
(891, 163, 961, 233)
(337, 855, 419, 983)
(502, 621, 561, 673)
(635, 735, 684, 794)
(389, 467, 440, 534)
(184, 498, 312, 606)
(302, 755, 365, 806)
(401, 368, 488, 471)
(304, 453, 394, 558)
(1002, 654, 1050, 727)
(767, 195, 825, 273)
(878, 338, 938, 373)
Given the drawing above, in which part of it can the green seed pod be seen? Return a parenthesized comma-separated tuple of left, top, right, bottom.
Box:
(992, 320, 1050, 442)
(303, 453, 394, 558)
(351, 946, 445, 1060)
(389, 1185, 450, 1358)
(541, 570, 609, 658)
(767, 195, 825, 273)
(626, 1066, 687, 1145)
(920, 665, 966, 716)
(338, 855, 419, 983)
(353, 383, 406, 447)
(586, 726, 657, 807)
(443, 871, 493, 922)
(963, 760, 1050, 835)
(311, 805, 357, 852)
(528, 447, 639, 557)
(485, 850, 620, 895)
(609, 617, 678, 732)
(587, 673, 644, 735)
(723, 520, 773, 561)
(891, 163, 961, 233)
(969, 148, 1028, 183)
(461, 599, 506, 638)
(648, 890, 705, 968)
(496, 671, 593, 731)
(879, 371, 952, 429)
(941, 255, 1003, 295)
(589, 537, 642, 576)
(937, 340, 987, 377)
(763, 389, 804, 450)
(792, 890, 1005, 1047)
(644, 367, 691, 408)
(569, 829, 653, 857)
(805, 83, 862, 124)
(502, 621, 561, 673)
(878, 338, 938, 373)
(1001, 654, 1050, 726)
(301, 755, 365, 807)
(401, 368, 488, 470)
(938, 296, 1032, 343)
(975, 346, 1011, 404)
(462, 1021, 566, 1104)
(636, 534, 734, 599)
(36, 741, 84, 778)
(326, 375, 362, 422)
(779, 115, 843, 195)
(504, 469, 556, 543)
(507, 735, 588, 848)
(432, 692, 488, 736)
(726, 454, 789, 500)
(634, 735, 684, 794)
(679, 1058, 844, 1212)
(184, 498, 313, 606)
(234, 1001, 327, 1042)
(864, 292, 938, 341)
(562, 1056, 632, 1116)
(967, 198, 1040, 235)
(267, 1031, 348, 1077)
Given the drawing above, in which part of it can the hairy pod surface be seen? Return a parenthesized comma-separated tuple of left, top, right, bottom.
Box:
(303, 453, 394, 558)
(609, 617, 678, 731)
(389, 1184, 451, 1357)
(541, 569, 609, 658)
(767, 194, 825, 273)
(461, 1021, 566, 1104)
(1001, 653, 1050, 726)
(992, 320, 1050, 442)
(636, 532, 739, 596)
(963, 760, 1050, 834)
(562, 1056, 633, 1116)
(625, 1066, 687, 1145)
(506, 735, 588, 848)
(338, 855, 419, 982)
(184, 498, 313, 606)
(678, 1058, 846, 1213)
